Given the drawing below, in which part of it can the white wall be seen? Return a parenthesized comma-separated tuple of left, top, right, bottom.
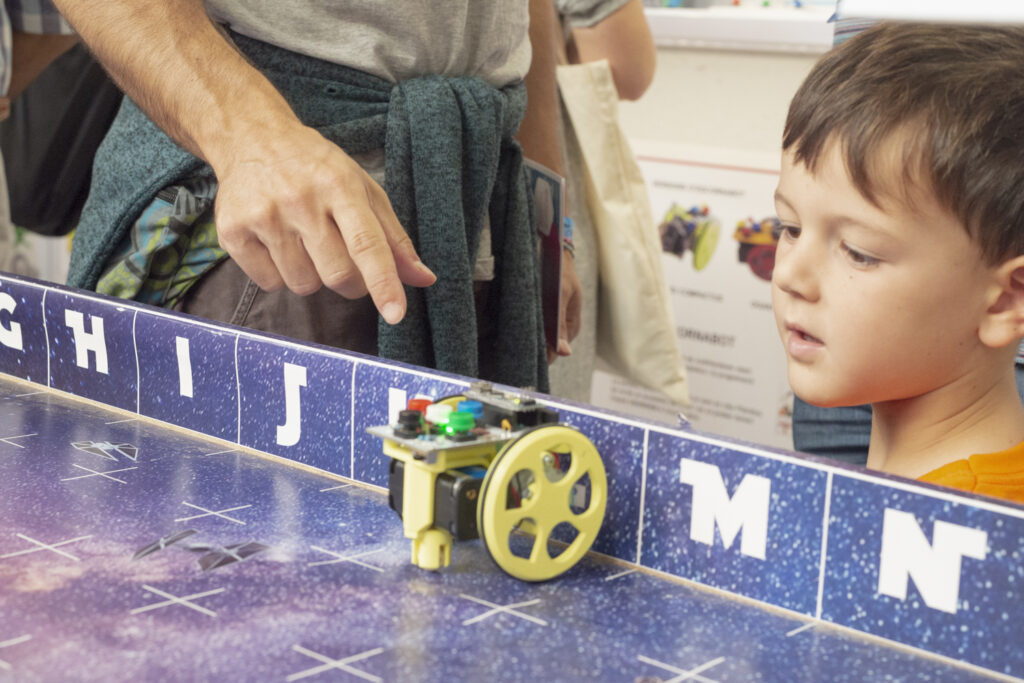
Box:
(620, 6, 832, 153)
(618, 46, 820, 156)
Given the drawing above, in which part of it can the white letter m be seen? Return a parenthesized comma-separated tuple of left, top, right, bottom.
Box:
(679, 458, 771, 560)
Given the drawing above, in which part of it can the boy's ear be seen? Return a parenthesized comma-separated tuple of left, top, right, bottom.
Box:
(980, 255, 1024, 349)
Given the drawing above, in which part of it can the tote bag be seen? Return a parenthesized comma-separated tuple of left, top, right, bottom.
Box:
(556, 60, 689, 408)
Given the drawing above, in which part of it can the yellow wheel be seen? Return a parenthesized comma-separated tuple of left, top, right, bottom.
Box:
(477, 425, 606, 581)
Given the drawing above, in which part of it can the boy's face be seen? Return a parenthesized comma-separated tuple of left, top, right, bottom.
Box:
(771, 142, 997, 408)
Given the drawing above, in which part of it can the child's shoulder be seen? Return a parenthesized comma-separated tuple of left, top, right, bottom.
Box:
(919, 441, 1024, 505)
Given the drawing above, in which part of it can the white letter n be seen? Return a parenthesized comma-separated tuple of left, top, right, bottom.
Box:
(679, 458, 771, 560)
(877, 509, 987, 614)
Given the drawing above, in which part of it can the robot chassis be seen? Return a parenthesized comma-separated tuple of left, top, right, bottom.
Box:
(367, 382, 608, 582)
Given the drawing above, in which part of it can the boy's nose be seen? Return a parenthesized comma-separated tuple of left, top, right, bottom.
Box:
(771, 239, 818, 302)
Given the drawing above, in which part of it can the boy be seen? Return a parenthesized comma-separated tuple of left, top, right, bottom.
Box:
(772, 22, 1024, 503)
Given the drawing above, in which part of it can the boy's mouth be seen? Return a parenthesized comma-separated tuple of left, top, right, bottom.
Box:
(786, 323, 823, 345)
(797, 330, 823, 344)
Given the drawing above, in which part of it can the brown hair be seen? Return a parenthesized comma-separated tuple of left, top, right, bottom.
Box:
(784, 22, 1024, 265)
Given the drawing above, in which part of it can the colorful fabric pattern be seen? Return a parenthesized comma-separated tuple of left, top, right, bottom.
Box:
(96, 176, 226, 308)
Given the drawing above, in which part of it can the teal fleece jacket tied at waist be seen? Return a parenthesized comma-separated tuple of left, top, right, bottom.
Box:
(68, 31, 549, 392)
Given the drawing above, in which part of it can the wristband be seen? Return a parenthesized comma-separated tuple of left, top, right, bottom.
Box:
(562, 216, 575, 257)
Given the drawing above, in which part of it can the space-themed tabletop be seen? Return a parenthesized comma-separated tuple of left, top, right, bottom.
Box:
(0, 382, 1007, 682)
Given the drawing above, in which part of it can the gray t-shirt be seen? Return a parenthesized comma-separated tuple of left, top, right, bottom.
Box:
(204, 1, 631, 87)
(204, 1, 531, 87)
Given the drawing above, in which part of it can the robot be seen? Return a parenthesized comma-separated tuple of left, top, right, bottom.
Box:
(367, 382, 607, 582)
(658, 204, 720, 271)
(733, 216, 783, 281)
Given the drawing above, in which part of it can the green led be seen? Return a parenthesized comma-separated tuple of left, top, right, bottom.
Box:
(446, 410, 475, 434)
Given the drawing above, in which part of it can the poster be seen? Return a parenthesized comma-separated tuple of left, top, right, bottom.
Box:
(590, 142, 793, 450)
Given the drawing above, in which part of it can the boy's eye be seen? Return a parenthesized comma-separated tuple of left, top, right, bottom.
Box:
(781, 224, 801, 240)
(841, 242, 880, 267)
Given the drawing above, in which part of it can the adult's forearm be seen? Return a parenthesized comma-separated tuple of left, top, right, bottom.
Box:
(569, 0, 655, 101)
(518, 0, 564, 177)
(51, 0, 301, 171)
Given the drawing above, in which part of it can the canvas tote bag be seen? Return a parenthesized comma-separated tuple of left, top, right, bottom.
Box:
(556, 60, 689, 408)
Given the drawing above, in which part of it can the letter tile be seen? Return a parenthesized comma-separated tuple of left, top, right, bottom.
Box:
(237, 338, 353, 475)
(822, 475, 1024, 677)
(46, 292, 137, 411)
(642, 430, 828, 615)
(136, 312, 239, 441)
(0, 278, 47, 383)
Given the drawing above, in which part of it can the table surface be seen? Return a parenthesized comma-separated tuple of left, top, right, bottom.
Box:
(0, 377, 999, 683)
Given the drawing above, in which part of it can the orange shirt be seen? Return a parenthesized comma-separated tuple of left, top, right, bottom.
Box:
(918, 440, 1024, 505)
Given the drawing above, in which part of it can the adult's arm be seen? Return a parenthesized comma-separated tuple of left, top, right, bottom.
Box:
(519, 0, 582, 362)
(50, 0, 435, 324)
(520, 0, 564, 179)
(568, 0, 655, 101)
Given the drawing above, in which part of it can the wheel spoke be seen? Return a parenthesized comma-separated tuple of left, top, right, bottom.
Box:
(560, 455, 585, 484)
(572, 504, 604, 532)
(528, 522, 552, 563)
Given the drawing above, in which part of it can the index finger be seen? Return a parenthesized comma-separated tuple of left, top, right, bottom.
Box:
(364, 181, 436, 289)
(331, 199, 408, 325)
